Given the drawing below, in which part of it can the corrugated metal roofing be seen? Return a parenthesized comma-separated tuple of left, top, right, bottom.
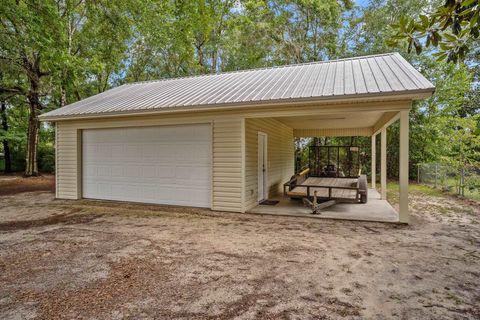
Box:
(41, 52, 434, 120)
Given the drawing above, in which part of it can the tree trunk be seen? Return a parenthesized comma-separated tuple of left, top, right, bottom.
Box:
(25, 102, 39, 176)
(0, 101, 12, 173)
(60, 81, 67, 107)
(211, 50, 217, 73)
(25, 76, 42, 177)
(197, 45, 204, 69)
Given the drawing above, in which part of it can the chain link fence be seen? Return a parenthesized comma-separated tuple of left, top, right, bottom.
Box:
(417, 163, 480, 200)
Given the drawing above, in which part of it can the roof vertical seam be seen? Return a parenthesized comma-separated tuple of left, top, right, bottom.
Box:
(279, 66, 306, 99)
(319, 63, 331, 96)
(366, 58, 382, 92)
(350, 60, 357, 94)
(391, 54, 428, 88)
(380, 56, 405, 90)
(226, 69, 272, 103)
(357, 58, 368, 93)
(302, 63, 323, 97)
(387, 56, 417, 89)
(373, 57, 393, 92)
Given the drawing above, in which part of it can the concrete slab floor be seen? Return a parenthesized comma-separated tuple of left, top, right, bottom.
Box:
(248, 189, 399, 223)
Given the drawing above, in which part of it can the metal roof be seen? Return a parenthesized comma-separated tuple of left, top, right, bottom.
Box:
(41, 53, 434, 120)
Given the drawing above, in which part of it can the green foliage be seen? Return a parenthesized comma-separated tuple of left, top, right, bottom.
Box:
(343, 0, 430, 56)
(37, 122, 55, 173)
(124, 0, 354, 81)
(0, 0, 478, 182)
(412, 56, 480, 174)
(296, 136, 372, 176)
(389, 0, 480, 63)
(38, 143, 55, 173)
(0, 100, 27, 171)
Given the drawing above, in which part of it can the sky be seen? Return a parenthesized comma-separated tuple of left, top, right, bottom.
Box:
(355, 0, 370, 7)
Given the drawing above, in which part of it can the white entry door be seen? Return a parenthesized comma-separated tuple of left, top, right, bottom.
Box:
(257, 132, 268, 202)
(82, 124, 212, 207)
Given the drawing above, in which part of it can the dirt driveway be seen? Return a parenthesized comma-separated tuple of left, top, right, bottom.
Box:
(0, 176, 479, 319)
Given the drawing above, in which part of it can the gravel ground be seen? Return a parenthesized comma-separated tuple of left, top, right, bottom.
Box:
(0, 175, 479, 319)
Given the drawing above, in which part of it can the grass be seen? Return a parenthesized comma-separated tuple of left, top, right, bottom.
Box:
(377, 181, 480, 204)
(463, 188, 480, 202)
(419, 175, 480, 202)
(388, 182, 446, 197)
(376, 181, 447, 205)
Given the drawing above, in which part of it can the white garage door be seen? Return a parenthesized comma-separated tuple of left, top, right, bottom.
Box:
(82, 124, 211, 207)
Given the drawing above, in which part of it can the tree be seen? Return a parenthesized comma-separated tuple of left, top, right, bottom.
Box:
(342, 0, 430, 56)
(0, 95, 29, 173)
(389, 0, 480, 63)
(124, 0, 198, 81)
(0, 0, 135, 176)
(0, 0, 477, 189)
(262, 0, 354, 63)
(51, 0, 135, 105)
(0, 100, 11, 173)
(219, 1, 276, 71)
(0, 1, 59, 176)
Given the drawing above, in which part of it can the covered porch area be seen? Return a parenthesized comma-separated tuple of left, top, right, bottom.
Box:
(244, 101, 411, 223)
(249, 188, 398, 222)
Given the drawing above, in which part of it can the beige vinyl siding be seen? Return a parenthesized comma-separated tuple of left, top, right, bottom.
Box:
(244, 118, 294, 211)
(55, 114, 244, 212)
(56, 122, 80, 199)
(212, 119, 244, 212)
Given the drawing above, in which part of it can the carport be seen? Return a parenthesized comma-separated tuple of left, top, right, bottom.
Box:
(245, 107, 409, 223)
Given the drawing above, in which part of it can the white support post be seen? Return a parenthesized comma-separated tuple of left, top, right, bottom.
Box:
(399, 110, 410, 223)
(380, 128, 387, 200)
(371, 134, 376, 189)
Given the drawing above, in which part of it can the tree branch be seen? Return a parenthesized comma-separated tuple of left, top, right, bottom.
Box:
(0, 86, 25, 95)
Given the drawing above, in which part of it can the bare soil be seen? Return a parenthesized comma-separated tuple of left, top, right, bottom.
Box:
(0, 174, 55, 196)
(0, 176, 479, 319)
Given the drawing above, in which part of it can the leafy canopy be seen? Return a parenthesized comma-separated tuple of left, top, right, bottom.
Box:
(389, 0, 480, 63)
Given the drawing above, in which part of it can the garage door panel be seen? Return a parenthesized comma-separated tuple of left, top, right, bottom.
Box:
(124, 144, 142, 161)
(173, 187, 210, 206)
(142, 145, 159, 160)
(111, 144, 124, 158)
(83, 182, 97, 195)
(111, 165, 124, 177)
(177, 167, 209, 176)
(174, 147, 193, 161)
(195, 144, 212, 160)
(156, 187, 175, 202)
(84, 129, 123, 143)
(175, 165, 209, 179)
(123, 165, 141, 178)
(83, 145, 97, 160)
(155, 146, 177, 163)
(141, 186, 157, 202)
(82, 124, 211, 207)
(84, 165, 96, 178)
(96, 166, 111, 177)
(140, 165, 157, 178)
(154, 166, 175, 179)
(97, 182, 112, 196)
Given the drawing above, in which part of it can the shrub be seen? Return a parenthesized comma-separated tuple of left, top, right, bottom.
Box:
(38, 144, 55, 173)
